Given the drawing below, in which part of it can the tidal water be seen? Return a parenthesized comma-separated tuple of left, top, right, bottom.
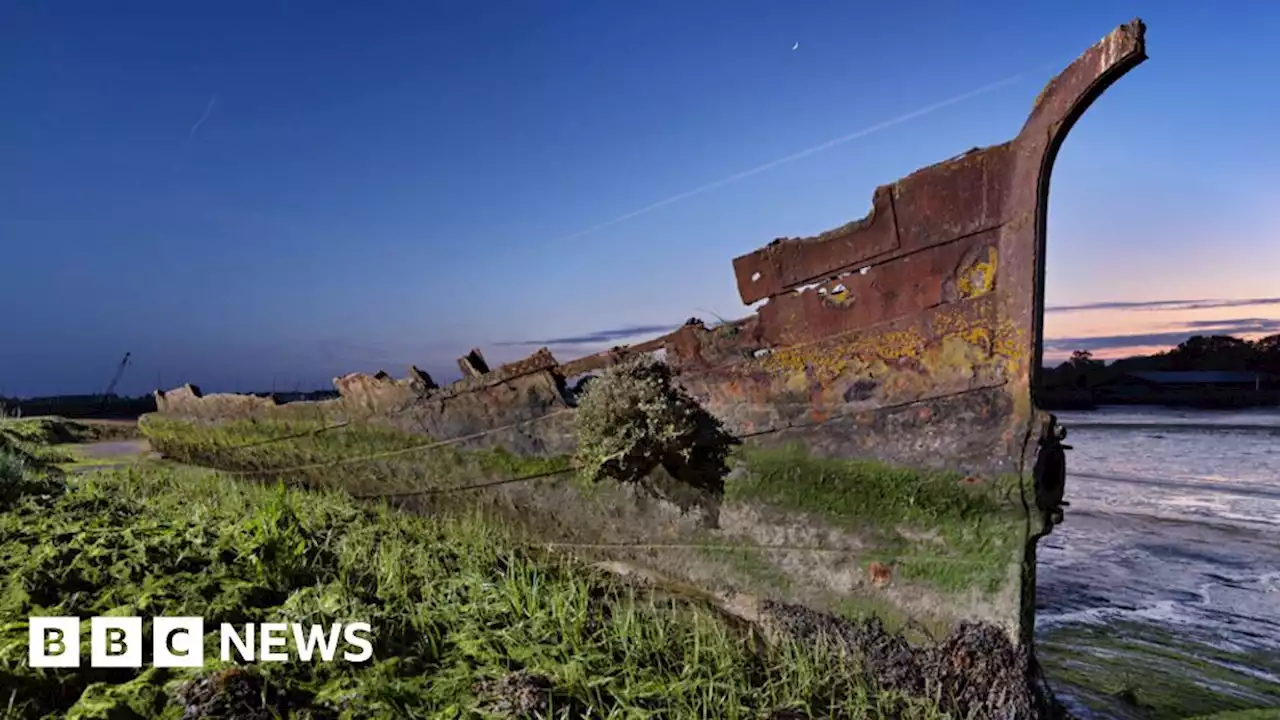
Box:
(1036, 407, 1280, 718)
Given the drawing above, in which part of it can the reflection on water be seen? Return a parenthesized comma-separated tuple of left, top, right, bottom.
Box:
(1037, 407, 1280, 718)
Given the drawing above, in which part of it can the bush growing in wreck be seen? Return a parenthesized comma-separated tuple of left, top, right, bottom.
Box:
(572, 355, 739, 496)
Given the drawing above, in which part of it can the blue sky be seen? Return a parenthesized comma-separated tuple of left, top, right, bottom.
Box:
(3, 0, 1279, 397)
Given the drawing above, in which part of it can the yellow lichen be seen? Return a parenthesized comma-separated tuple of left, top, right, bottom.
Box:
(749, 292, 1036, 406)
(784, 370, 810, 394)
(957, 247, 998, 299)
(934, 335, 990, 373)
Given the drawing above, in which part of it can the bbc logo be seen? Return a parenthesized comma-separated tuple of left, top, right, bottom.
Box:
(29, 616, 206, 668)
(29, 616, 373, 668)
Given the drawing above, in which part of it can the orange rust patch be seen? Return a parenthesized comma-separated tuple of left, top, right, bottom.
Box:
(868, 562, 893, 588)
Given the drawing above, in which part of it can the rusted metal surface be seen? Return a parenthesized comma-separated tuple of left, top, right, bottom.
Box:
(734, 186, 902, 304)
(680, 21, 1141, 477)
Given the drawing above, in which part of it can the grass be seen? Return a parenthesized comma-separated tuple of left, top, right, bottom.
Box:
(47, 447, 147, 474)
(0, 454, 950, 719)
(1, 417, 147, 478)
(0, 419, 88, 467)
(728, 444, 1027, 595)
(0, 417, 139, 445)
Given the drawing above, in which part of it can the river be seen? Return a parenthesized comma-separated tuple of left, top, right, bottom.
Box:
(1036, 407, 1280, 718)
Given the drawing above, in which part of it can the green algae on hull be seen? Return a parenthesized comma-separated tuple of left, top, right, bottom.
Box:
(1040, 620, 1280, 719)
(728, 443, 1027, 596)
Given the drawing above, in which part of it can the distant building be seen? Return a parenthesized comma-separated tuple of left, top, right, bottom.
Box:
(1095, 370, 1280, 405)
(1118, 371, 1280, 390)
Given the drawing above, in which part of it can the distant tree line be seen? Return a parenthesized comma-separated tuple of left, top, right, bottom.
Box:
(1038, 334, 1280, 408)
(1042, 334, 1280, 388)
(0, 393, 158, 420)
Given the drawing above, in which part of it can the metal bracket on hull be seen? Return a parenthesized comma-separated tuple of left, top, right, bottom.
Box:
(1033, 415, 1073, 528)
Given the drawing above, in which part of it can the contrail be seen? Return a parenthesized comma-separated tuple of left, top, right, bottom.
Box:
(556, 68, 1040, 243)
(189, 95, 217, 137)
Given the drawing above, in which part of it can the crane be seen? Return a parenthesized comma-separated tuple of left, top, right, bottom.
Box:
(103, 352, 131, 399)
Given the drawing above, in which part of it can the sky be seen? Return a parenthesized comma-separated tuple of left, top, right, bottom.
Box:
(2, 0, 1279, 397)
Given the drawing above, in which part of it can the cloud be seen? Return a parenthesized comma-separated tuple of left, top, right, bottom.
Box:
(1045, 297, 1280, 313)
(1181, 318, 1280, 332)
(496, 324, 679, 348)
(1043, 318, 1280, 355)
(1043, 331, 1214, 354)
(188, 94, 218, 137)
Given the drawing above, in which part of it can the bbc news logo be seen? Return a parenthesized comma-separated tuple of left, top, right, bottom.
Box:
(28, 617, 373, 668)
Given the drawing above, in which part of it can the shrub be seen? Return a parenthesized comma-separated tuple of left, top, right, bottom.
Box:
(572, 355, 738, 496)
(0, 447, 57, 508)
(0, 449, 28, 504)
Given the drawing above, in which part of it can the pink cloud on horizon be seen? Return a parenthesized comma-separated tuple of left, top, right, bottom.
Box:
(1041, 296, 1280, 365)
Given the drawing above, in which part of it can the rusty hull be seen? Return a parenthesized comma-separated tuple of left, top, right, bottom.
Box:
(596, 20, 1145, 478)
(150, 21, 1148, 658)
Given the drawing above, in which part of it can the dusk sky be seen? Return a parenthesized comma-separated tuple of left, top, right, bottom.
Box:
(3, 0, 1278, 398)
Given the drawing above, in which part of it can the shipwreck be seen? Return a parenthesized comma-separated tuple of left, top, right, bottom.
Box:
(147, 19, 1149, 715)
